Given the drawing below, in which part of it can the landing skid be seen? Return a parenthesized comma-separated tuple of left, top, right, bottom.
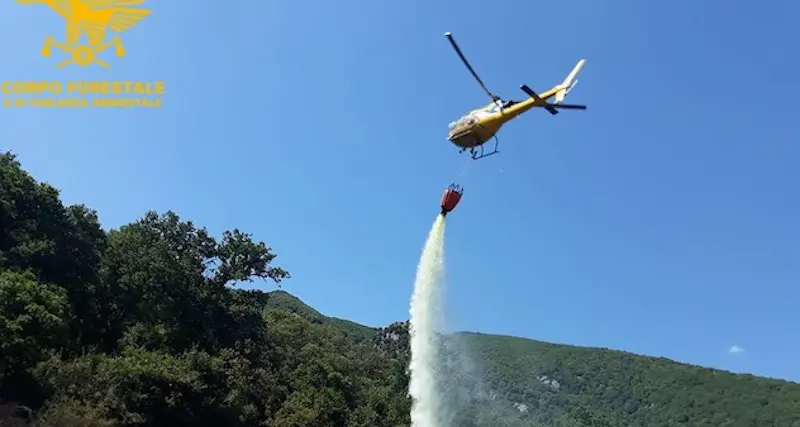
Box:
(459, 134, 500, 160)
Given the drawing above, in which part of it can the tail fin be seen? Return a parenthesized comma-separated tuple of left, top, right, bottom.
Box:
(554, 59, 585, 104)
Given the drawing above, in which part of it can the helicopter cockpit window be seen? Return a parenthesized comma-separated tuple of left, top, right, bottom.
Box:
(449, 114, 477, 130)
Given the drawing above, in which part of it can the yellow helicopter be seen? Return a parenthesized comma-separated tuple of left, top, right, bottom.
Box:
(445, 32, 587, 160)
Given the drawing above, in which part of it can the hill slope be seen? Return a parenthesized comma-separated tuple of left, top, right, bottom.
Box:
(230, 289, 378, 343)
(2, 150, 800, 427)
(291, 295, 800, 427)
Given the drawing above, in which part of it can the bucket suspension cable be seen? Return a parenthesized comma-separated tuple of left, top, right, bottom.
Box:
(455, 154, 473, 186)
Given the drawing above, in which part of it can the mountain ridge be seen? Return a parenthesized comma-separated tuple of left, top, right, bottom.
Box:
(265, 289, 800, 426)
(274, 289, 795, 385)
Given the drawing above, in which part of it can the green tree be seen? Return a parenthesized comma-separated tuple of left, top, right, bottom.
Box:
(100, 210, 289, 353)
(0, 152, 107, 348)
(0, 270, 71, 400)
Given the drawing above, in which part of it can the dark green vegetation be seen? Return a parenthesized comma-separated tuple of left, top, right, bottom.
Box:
(1, 150, 799, 427)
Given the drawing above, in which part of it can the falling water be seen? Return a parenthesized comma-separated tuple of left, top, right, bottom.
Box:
(408, 214, 447, 427)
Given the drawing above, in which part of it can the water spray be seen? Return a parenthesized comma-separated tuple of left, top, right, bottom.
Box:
(408, 184, 464, 427)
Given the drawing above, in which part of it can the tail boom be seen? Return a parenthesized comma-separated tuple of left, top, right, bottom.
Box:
(513, 58, 587, 116)
(554, 59, 585, 103)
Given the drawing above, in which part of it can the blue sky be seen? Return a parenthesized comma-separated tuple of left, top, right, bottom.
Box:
(1, 1, 798, 382)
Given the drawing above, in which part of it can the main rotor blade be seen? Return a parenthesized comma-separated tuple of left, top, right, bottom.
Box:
(445, 32, 497, 101)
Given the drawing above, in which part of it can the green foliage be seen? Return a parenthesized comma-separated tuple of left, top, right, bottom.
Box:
(1, 149, 800, 427)
(0, 151, 409, 427)
(425, 331, 800, 426)
(0, 270, 71, 400)
(0, 152, 107, 349)
(32, 397, 116, 427)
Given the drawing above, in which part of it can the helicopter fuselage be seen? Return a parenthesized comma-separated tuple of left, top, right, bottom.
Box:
(447, 98, 540, 148)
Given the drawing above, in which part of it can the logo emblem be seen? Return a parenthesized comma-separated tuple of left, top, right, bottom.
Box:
(17, 0, 151, 69)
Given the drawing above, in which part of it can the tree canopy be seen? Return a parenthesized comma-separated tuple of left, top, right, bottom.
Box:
(1, 150, 799, 426)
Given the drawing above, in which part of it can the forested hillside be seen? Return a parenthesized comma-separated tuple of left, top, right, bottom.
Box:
(2, 150, 800, 427)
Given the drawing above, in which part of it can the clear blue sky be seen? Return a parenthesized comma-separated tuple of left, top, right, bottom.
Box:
(2, 1, 798, 382)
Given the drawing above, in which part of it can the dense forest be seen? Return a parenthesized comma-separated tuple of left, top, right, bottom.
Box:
(2, 150, 800, 427)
